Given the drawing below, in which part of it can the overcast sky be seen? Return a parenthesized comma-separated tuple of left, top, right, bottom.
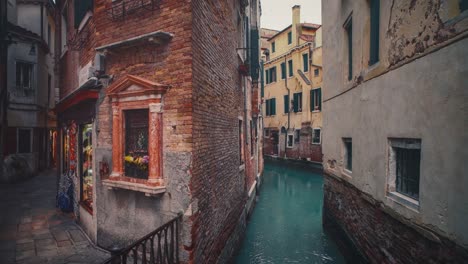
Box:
(261, 0, 322, 30)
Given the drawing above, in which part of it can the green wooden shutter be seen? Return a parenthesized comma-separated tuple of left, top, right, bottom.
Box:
(369, 0, 380, 65)
(260, 61, 265, 97)
(318, 88, 322, 111)
(288, 32, 292, 44)
(303, 53, 309, 72)
(310, 90, 315, 111)
(288, 60, 293, 77)
(265, 69, 270, 84)
(266, 99, 270, 116)
(293, 93, 298, 112)
(281, 63, 286, 79)
(272, 42, 276, 53)
(250, 28, 259, 79)
(271, 98, 276, 115)
(284, 95, 289, 113)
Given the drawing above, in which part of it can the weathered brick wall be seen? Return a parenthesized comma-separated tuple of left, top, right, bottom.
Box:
(89, 0, 194, 255)
(191, 0, 248, 263)
(323, 174, 468, 263)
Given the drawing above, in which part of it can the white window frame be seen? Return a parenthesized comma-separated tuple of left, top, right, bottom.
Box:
(386, 138, 421, 210)
(342, 138, 352, 175)
(17, 128, 33, 154)
(312, 128, 321, 145)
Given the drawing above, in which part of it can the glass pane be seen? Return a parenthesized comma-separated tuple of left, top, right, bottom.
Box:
(18, 129, 31, 153)
(124, 109, 149, 179)
(81, 124, 93, 211)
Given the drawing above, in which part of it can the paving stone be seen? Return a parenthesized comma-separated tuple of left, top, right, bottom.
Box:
(18, 224, 32, 232)
(35, 238, 56, 250)
(52, 230, 70, 242)
(16, 242, 35, 251)
(17, 238, 34, 244)
(57, 240, 73, 247)
(68, 230, 87, 243)
(36, 248, 58, 257)
(16, 249, 36, 261)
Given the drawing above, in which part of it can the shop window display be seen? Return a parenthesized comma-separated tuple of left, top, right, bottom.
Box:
(81, 124, 93, 212)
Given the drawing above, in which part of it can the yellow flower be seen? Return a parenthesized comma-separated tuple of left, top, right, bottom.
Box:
(124, 156, 134, 163)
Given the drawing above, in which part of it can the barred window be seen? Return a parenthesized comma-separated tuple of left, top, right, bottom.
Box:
(389, 139, 421, 201)
(124, 109, 149, 179)
(312, 129, 321, 144)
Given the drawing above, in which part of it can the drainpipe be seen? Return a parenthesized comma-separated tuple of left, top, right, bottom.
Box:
(40, 3, 44, 39)
(284, 56, 290, 158)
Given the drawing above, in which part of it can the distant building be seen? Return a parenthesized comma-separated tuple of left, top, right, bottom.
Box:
(261, 5, 323, 164)
(54, 0, 263, 262)
(322, 0, 468, 262)
(2, 0, 57, 182)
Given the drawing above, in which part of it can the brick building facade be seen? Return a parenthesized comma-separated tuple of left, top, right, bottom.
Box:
(54, 0, 263, 263)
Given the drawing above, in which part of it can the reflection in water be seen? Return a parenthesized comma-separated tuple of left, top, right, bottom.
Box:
(235, 161, 345, 264)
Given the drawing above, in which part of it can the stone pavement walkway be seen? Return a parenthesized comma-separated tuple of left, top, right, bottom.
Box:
(0, 169, 109, 264)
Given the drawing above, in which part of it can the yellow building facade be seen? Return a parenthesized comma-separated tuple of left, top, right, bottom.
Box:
(262, 5, 323, 162)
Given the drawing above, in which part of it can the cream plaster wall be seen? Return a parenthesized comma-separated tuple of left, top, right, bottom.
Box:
(322, 0, 468, 248)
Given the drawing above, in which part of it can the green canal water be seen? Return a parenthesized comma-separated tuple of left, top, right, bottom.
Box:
(235, 161, 346, 264)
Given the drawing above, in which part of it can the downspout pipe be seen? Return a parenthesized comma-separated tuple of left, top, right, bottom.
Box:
(40, 3, 44, 39)
(284, 56, 290, 158)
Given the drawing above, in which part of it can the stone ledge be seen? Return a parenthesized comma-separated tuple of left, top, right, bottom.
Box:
(102, 179, 166, 197)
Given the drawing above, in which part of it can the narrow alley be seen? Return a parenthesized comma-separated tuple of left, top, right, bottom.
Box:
(0, 170, 109, 264)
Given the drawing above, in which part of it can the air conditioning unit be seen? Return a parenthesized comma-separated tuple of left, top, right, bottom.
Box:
(94, 53, 106, 75)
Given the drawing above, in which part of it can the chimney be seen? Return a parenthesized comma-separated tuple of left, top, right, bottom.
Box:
(292, 5, 301, 46)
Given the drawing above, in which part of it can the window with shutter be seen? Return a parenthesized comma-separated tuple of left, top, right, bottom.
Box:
(293, 92, 302, 112)
(284, 95, 289, 113)
(250, 28, 259, 79)
(345, 17, 353, 81)
(272, 42, 276, 53)
(318, 88, 322, 111)
(288, 60, 293, 77)
(303, 53, 309, 72)
(265, 69, 270, 84)
(288, 32, 292, 44)
(271, 98, 276, 115)
(369, 0, 380, 65)
(281, 62, 286, 79)
(270, 67, 277, 82)
(310, 90, 315, 112)
(266, 99, 270, 116)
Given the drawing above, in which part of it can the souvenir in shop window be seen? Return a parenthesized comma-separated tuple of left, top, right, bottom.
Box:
(81, 124, 93, 212)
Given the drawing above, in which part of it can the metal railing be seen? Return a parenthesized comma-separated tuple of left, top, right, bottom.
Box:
(103, 213, 182, 264)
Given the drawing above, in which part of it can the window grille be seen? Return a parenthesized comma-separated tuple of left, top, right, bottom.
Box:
(312, 129, 321, 144)
(395, 147, 421, 200)
(16, 62, 34, 97)
(124, 109, 149, 179)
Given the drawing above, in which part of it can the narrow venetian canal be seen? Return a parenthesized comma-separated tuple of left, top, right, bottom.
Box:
(235, 160, 345, 263)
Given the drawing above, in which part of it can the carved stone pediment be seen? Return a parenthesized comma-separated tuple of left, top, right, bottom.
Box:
(107, 75, 170, 100)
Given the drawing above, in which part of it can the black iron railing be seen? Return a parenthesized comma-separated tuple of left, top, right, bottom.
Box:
(102, 213, 182, 264)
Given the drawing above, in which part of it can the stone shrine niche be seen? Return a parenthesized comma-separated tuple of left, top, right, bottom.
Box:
(102, 75, 169, 196)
